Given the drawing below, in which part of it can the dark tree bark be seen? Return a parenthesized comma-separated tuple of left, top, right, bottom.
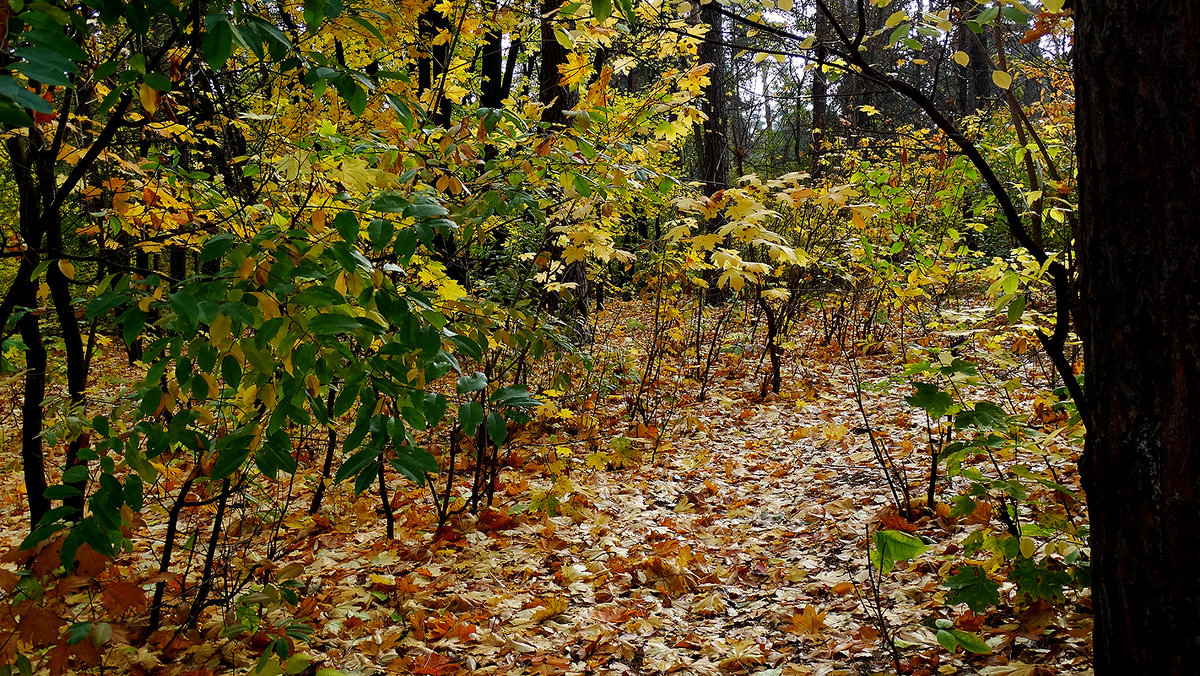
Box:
(538, 0, 575, 127)
(955, 14, 992, 114)
(1076, 3, 1200, 673)
(810, 12, 830, 179)
(418, 5, 453, 126)
(480, 1, 507, 111)
(697, 3, 730, 201)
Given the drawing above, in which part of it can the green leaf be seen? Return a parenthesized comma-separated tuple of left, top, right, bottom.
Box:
(335, 447, 378, 484)
(449, 334, 483, 362)
(303, 0, 327, 30)
(905, 382, 954, 419)
(592, 0, 611, 22)
(213, 443, 251, 479)
(62, 465, 88, 484)
(403, 200, 450, 221)
(955, 402, 1008, 430)
(615, 0, 635, 24)
(204, 15, 234, 70)
(937, 628, 991, 654)
(1010, 557, 1072, 603)
(0, 75, 54, 112)
(872, 529, 928, 574)
(291, 286, 346, 307)
(346, 83, 367, 116)
(1007, 294, 1026, 324)
(13, 46, 76, 86)
(367, 218, 393, 250)
(0, 101, 34, 127)
(486, 411, 507, 446)
(944, 565, 1000, 611)
(307, 313, 361, 335)
(385, 93, 415, 130)
(372, 193, 410, 213)
(490, 385, 540, 408)
(170, 291, 200, 332)
(67, 622, 93, 646)
(44, 485, 83, 500)
(143, 72, 172, 91)
(458, 401, 484, 432)
(391, 446, 439, 484)
(456, 372, 487, 394)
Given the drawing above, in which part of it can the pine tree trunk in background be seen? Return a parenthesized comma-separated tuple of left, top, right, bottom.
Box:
(1076, 3, 1200, 673)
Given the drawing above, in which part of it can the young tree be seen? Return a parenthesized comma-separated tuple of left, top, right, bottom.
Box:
(1075, 3, 1200, 673)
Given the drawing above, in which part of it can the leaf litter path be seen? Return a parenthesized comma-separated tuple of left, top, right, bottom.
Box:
(262, 349, 1087, 675)
(0, 332, 1090, 675)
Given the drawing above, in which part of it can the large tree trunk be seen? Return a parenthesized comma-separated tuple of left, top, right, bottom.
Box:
(1076, 3, 1200, 673)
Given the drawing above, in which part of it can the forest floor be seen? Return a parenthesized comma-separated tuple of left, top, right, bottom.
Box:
(0, 302, 1092, 676)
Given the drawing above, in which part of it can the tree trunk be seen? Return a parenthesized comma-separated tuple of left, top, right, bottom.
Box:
(418, 5, 453, 126)
(811, 31, 829, 178)
(697, 2, 729, 200)
(538, 0, 575, 127)
(956, 11, 992, 114)
(1076, 3, 1200, 673)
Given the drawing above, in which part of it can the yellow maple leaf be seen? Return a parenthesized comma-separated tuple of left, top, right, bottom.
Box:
(559, 52, 593, 88)
(785, 605, 826, 636)
(532, 596, 569, 622)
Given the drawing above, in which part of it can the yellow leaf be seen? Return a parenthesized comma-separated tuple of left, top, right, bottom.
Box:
(776, 0, 793, 11)
(885, 10, 908, 28)
(953, 50, 970, 67)
(531, 596, 569, 622)
(785, 605, 826, 636)
(691, 233, 723, 251)
(209, 313, 231, 347)
(139, 84, 159, 114)
(992, 70, 1013, 90)
(1042, 0, 1065, 12)
(57, 259, 75, 280)
(1020, 537, 1036, 558)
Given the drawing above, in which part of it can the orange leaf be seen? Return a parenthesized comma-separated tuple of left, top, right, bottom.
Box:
(405, 652, 457, 675)
(18, 606, 64, 647)
(103, 580, 149, 616)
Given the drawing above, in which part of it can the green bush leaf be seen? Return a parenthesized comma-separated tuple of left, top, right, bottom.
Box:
(457, 372, 487, 394)
(487, 411, 507, 446)
(459, 401, 484, 432)
(905, 382, 954, 419)
(944, 565, 1000, 611)
(937, 628, 991, 654)
(872, 529, 928, 574)
(592, 0, 611, 21)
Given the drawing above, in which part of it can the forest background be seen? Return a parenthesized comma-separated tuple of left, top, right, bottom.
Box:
(0, 0, 1182, 675)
